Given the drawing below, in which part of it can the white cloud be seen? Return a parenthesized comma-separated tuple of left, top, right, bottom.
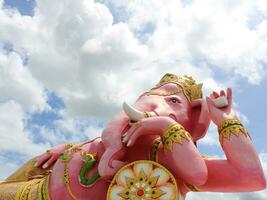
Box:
(0, 101, 49, 156)
(0, 100, 104, 179)
(0, 0, 217, 120)
(0, 50, 46, 112)
(103, 0, 267, 84)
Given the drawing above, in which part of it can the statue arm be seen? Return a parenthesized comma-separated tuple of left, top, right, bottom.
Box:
(197, 88, 266, 192)
(198, 131, 266, 192)
(125, 116, 208, 186)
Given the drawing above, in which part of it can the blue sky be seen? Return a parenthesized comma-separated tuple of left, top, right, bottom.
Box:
(4, 0, 35, 15)
(1, 0, 267, 199)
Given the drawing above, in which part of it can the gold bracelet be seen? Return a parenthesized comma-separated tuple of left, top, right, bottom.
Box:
(218, 118, 250, 143)
(161, 123, 192, 152)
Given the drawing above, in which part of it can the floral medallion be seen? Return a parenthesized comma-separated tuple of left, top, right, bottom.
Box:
(107, 160, 179, 200)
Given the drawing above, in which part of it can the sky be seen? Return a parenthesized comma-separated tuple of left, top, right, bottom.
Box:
(0, 0, 267, 199)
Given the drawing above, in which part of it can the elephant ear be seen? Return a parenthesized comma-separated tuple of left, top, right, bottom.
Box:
(189, 99, 211, 141)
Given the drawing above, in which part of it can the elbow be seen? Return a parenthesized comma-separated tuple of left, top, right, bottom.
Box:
(189, 169, 208, 186)
(181, 166, 208, 186)
(241, 169, 266, 191)
(253, 174, 266, 191)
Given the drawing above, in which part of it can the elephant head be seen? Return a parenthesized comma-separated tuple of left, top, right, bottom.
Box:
(99, 73, 210, 178)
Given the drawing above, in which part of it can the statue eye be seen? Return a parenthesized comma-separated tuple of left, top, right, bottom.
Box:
(170, 98, 180, 104)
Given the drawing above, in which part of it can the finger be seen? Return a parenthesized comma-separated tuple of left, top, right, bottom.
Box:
(220, 90, 226, 96)
(122, 124, 137, 143)
(226, 87, 232, 105)
(126, 130, 140, 147)
(42, 156, 57, 169)
(210, 93, 215, 99)
(122, 132, 130, 143)
(213, 91, 219, 98)
(34, 152, 52, 167)
(206, 96, 216, 109)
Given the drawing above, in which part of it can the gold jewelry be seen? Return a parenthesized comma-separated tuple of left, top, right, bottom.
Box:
(144, 111, 152, 118)
(43, 175, 51, 200)
(65, 143, 75, 149)
(161, 123, 192, 152)
(60, 144, 82, 200)
(150, 138, 162, 162)
(218, 118, 250, 144)
(135, 121, 141, 128)
(6, 176, 51, 200)
(140, 88, 183, 98)
(46, 150, 52, 155)
(183, 182, 200, 192)
(107, 160, 179, 200)
(154, 73, 202, 101)
(63, 162, 79, 200)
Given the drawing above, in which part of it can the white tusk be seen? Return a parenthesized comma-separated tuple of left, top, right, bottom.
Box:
(123, 102, 145, 121)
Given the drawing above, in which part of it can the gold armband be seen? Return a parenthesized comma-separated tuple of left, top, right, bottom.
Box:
(218, 118, 250, 143)
(161, 123, 192, 152)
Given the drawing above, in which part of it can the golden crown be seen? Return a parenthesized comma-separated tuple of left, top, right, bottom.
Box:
(156, 73, 203, 101)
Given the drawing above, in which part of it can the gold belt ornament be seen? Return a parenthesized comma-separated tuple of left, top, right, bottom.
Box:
(107, 160, 179, 200)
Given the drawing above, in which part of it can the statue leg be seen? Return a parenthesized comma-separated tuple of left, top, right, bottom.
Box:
(5, 156, 53, 182)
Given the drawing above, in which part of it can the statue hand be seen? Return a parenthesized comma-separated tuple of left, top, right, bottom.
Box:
(34, 143, 71, 169)
(122, 116, 176, 147)
(122, 121, 142, 147)
(206, 88, 238, 126)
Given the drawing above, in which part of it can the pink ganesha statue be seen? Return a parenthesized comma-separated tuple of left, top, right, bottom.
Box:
(0, 73, 266, 200)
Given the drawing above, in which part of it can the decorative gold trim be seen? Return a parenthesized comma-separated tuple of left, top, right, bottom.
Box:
(135, 121, 141, 128)
(140, 88, 183, 98)
(140, 73, 202, 102)
(8, 176, 51, 200)
(42, 175, 51, 200)
(16, 179, 41, 200)
(161, 123, 192, 151)
(63, 162, 79, 200)
(156, 73, 203, 102)
(46, 150, 52, 155)
(37, 178, 44, 200)
(65, 143, 75, 149)
(218, 118, 250, 144)
(60, 144, 82, 200)
(151, 138, 162, 162)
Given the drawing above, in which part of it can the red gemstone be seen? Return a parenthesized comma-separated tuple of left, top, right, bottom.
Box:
(137, 189, 144, 196)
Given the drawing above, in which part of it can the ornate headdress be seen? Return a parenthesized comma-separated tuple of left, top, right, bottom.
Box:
(140, 73, 203, 101)
(156, 73, 203, 101)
